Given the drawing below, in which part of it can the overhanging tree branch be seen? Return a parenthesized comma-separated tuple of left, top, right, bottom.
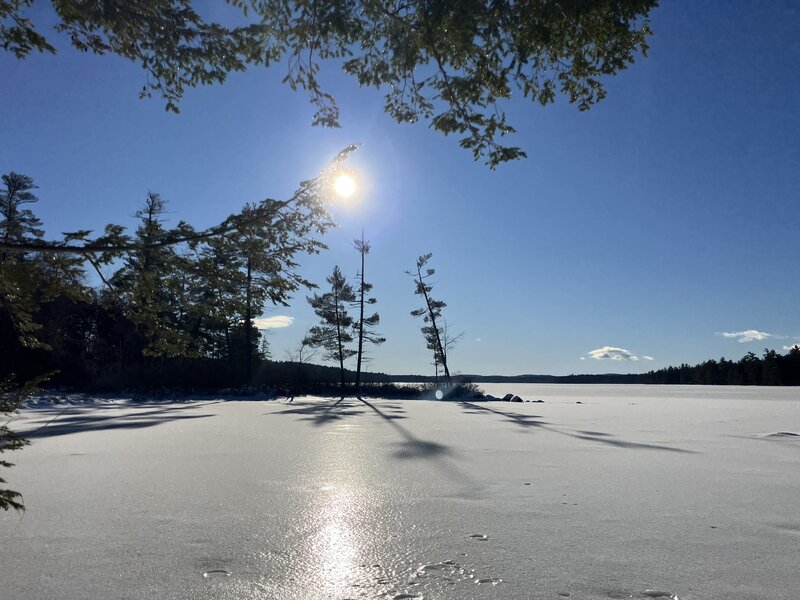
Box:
(0, 144, 358, 255)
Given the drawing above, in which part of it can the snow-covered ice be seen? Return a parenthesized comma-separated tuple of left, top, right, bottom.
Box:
(1, 384, 798, 599)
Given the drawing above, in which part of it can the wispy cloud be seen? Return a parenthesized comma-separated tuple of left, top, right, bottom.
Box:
(587, 346, 645, 361)
(642, 355, 655, 361)
(253, 315, 294, 330)
(721, 330, 772, 343)
(784, 343, 800, 351)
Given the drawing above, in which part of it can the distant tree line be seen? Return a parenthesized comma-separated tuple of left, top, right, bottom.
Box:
(639, 348, 800, 386)
(454, 347, 800, 386)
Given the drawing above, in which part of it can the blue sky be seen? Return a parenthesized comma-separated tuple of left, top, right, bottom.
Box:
(2, 1, 799, 376)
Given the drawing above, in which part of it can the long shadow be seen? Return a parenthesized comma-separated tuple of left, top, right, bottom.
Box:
(458, 401, 695, 454)
(21, 404, 215, 439)
(25, 402, 205, 420)
(23, 399, 225, 411)
(271, 397, 452, 462)
(271, 399, 370, 426)
(269, 398, 475, 489)
(359, 398, 449, 460)
(459, 401, 547, 430)
(271, 397, 407, 427)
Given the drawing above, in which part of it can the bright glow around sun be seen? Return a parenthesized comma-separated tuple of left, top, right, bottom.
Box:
(334, 174, 357, 198)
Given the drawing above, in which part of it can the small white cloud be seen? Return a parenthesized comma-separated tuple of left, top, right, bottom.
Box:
(642, 355, 655, 361)
(475, 338, 482, 342)
(579, 357, 586, 361)
(253, 315, 294, 330)
(721, 330, 772, 343)
(784, 343, 800, 351)
(588, 346, 640, 361)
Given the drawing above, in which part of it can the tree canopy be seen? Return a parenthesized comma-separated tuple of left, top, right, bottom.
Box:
(0, 145, 348, 384)
(2, 0, 658, 167)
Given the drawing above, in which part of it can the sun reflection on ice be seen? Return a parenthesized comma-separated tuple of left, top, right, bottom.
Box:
(307, 486, 361, 596)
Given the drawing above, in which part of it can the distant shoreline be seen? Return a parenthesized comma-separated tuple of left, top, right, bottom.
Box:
(393, 373, 799, 386)
(13, 346, 799, 392)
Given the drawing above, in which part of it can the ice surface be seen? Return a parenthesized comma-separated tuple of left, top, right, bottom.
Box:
(1, 385, 798, 599)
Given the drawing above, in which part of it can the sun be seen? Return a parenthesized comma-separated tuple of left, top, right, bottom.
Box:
(334, 173, 357, 198)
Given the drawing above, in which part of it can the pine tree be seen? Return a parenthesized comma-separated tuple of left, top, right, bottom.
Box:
(305, 266, 356, 394)
(110, 192, 191, 358)
(191, 233, 245, 361)
(352, 234, 385, 396)
(0, 172, 44, 263)
(0, 173, 88, 355)
(0, 375, 47, 512)
(408, 253, 451, 387)
(0, 173, 58, 510)
(229, 199, 330, 382)
(0, 173, 46, 348)
(259, 333, 272, 361)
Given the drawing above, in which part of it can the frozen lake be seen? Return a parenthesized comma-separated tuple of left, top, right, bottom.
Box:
(1, 385, 799, 599)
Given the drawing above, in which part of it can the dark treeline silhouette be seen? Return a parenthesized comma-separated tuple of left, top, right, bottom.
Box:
(0, 166, 339, 391)
(639, 348, 800, 386)
(454, 347, 800, 386)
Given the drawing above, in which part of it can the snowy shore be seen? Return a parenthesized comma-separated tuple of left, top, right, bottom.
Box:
(1, 385, 798, 599)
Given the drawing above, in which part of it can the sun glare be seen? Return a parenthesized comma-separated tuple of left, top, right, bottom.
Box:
(334, 173, 357, 198)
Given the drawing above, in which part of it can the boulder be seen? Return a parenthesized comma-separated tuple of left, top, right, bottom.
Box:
(502, 393, 514, 402)
(511, 395, 523, 402)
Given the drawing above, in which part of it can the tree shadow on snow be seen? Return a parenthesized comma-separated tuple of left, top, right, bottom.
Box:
(21, 404, 215, 439)
(272, 399, 370, 426)
(459, 401, 547, 430)
(359, 398, 450, 460)
(457, 401, 695, 454)
(272, 397, 408, 426)
(271, 398, 454, 463)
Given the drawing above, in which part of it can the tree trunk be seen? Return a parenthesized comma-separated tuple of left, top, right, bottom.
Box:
(245, 255, 253, 383)
(334, 283, 346, 395)
(355, 248, 365, 396)
(417, 265, 451, 387)
(224, 325, 231, 363)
